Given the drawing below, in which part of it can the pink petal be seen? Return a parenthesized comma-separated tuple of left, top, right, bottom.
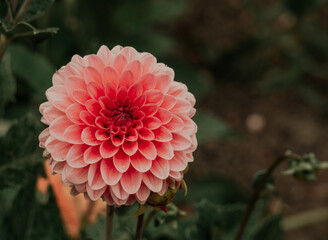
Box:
(113, 54, 127, 74)
(171, 133, 192, 151)
(113, 149, 130, 173)
(144, 90, 164, 104)
(105, 82, 117, 99)
(164, 115, 184, 132)
(138, 128, 155, 141)
(130, 152, 152, 172)
(116, 86, 128, 104)
(84, 66, 102, 85)
(160, 95, 176, 110)
(139, 53, 157, 73)
(150, 157, 169, 179)
(87, 82, 105, 99)
(125, 60, 141, 79)
(84, 146, 102, 164)
(86, 184, 106, 201)
(153, 126, 173, 142)
(138, 73, 156, 91)
(171, 99, 191, 113)
(111, 133, 125, 147)
(169, 171, 183, 180)
(81, 127, 101, 146)
(120, 47, 138, 61)
(66, 103, 85, 125)
(143, 116, 161, 130)
(95, 129, 111, 141)
(136, 183, 151, 203)
(39, 128, 50, 147)
(66, 145, 88, 168)
(72, 90, 91, 105)
(169, 152, 188, 171)
(155, 108, 172, 124)
(65, 76, 87, 96)
(64, 165, 89, 184)
(46, 86, 73, 111)
(100, 140, 119, 158)
(125, 128, 138, 141)
(119, 71, 134, 89)
(87, 54, 105, 73)
(45, 137, 71, 161)
(63, 125, 84, 144)
(158, 181, 168, 196)
(100, 158, 122, 185)
(110, 182, 129, 200)
(44, 105, 65, 124)
(80, 110, 96, 126)
(97, 45, 112, 66)
(88, 162, 106, 190)
(153, 141, 174, 160)
(154, 74, 171, 93)
(133, 95, 146, 107)
(142, 171, 163, 192)
(122, 140, 138, 156)
(138, 140, 157, 160)
(128, 83, 142, 101)
(85, 99, 102, 116)
(120, 167, 142, 194)
(140, 104, 158, 116)
(49, 116, 73, 141)
(103, 66, 119, 87)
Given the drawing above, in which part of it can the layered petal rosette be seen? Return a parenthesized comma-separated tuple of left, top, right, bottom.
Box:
(39, 45, 197, 206)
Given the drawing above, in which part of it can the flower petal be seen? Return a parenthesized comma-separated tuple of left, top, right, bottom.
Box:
(130, 152, 152, 172)
(113, 149, 130, 173)
(63, 125, 84, 144)
(88, 162, 106, 190)
(150, 157, 169, 179)
(138, 140, 157, 160)
(84, 146, 102, 164)
(66, 145, 88, 168)
(101, 158, 122, 185)
(120, 167, 142, 194)
(142, 171, 163, 192)
(100, 140, 119, 158)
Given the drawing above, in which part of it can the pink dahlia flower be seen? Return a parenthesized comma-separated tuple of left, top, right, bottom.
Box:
(39, 45, 197, 206)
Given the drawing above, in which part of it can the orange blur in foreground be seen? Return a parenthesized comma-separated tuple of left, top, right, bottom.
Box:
(36, 163, 106, 238)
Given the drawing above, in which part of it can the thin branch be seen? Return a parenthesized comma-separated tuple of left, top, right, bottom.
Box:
(135, 213, 145, 240)
(106, 205, 115, 240)
(234, 154, 290, 240)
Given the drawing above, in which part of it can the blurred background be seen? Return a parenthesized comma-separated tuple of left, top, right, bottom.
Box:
(1, 0, 328, 239)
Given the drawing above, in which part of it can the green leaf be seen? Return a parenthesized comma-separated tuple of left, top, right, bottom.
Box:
(0, 52, 16, 116)
(251, 214, 284, 240)
(0, 21, 58, 42)
(0, 114, 43, 189)
(194, 111, 239, 144)
(23, 0, 54, 22)
(8, 44, 55, 100)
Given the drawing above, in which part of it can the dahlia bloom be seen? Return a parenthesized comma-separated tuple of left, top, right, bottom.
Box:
(39, 45, 197, 206)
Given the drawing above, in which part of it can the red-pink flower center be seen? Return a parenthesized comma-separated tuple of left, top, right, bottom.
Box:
(93, 94, 146, 146)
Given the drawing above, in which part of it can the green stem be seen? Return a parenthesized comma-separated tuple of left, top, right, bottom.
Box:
(142, 209, 157, 232)
(135, 213, 144, 240)
(0, 34, 9, 64)
(283, 207, 328, 231)
(106, 205, 115, 240)
(14, 0, 32, 24)
(233, 152, 296, 240)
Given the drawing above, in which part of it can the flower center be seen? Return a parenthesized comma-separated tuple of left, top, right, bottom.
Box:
(110, 107, 132, 127)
